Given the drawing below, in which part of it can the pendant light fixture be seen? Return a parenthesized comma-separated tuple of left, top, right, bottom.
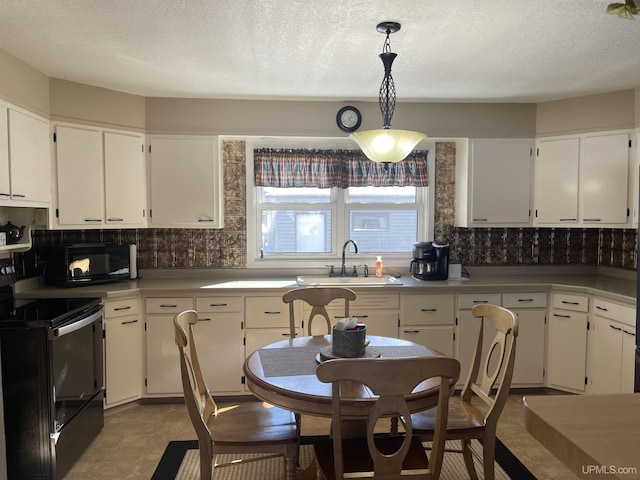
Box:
(350, 22, 426, 163)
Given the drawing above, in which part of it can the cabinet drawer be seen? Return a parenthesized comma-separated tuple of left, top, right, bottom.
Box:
(146, 297, 193, 314)
(457, 293, 501, 309)
(502, 292, 547, 309)
(592, 298, 635, 327)
(351, 294, 399, 309)
(195, 296, 243, 313)
(104, 298, 140, 319)
(552, 293, 589, 312)
(401, 294, 455, 326)
(245, 296, 289, 328)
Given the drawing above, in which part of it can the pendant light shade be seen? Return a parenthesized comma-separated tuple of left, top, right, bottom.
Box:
(350, 129, 426, 163)
(351, 22, 426, 164)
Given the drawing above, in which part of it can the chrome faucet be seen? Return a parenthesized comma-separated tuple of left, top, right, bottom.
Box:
(340, 239, 358, 276)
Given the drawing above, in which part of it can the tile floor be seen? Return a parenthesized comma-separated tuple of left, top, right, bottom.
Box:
(61, 392, 578, 480)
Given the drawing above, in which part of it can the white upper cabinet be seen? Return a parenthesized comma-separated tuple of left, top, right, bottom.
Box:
(0, 105, 9, 201)
(2, 107, 51, 206)
(533, 136, 580, 225)
(456, 138, 533, 227)
(581, 132, 630, 225)
(104, 131, 146, 226)
(54, 123, 146, 228)
(55, 125, 104, 225)
(148, 136, 224, 228)
(534, 131, 632, 227)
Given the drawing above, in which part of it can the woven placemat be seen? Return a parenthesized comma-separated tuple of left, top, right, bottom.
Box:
(258, 343, 435, 377)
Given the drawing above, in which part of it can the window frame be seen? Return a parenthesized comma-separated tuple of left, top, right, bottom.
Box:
(244, 137, 435, 270)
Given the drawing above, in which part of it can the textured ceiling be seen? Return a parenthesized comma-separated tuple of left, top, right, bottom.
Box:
(1, 0, 640, 102)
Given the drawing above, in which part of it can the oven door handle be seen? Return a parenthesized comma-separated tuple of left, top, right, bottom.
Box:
(53, 308, 102, 337)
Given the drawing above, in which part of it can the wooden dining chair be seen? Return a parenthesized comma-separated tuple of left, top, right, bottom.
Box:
(282, 286, 356, 338)
(313, 356, 461, 480)
(410, 303, 519, 480)
(174, 310, 299, 480)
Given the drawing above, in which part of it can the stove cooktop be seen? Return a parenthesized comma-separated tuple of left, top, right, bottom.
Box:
(0, 295, 102, 328)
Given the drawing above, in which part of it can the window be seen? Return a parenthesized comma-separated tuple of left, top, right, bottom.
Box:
(246, 141, 435, 269)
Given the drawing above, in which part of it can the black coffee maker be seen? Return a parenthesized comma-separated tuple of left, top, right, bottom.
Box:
(410, 242, 450, 280)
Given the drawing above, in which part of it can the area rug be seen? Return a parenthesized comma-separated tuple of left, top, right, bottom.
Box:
(151, 437, 536, 480)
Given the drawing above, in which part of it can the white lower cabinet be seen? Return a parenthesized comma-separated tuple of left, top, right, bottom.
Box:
(587, 298, 636, 394)
(348, 293, 399, 339)
(104, 297, 142, 408)
(194, 296, 244, 393)
(547, 293, 589, 393)
(503, 292, 547, 386)
(399, 294, 455, 357)
(145, 297, 194, 395)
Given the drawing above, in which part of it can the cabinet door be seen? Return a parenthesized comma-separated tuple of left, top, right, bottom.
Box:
(621, 326, 636, 393)
(55, 125, 104, 225)
(146, 314, 182, 394)
(105, 316, 142, 406)
(348, 310, 398, 338)
(0, 105, 9, 200)
(8, 109, 51, 204)
(194, 313, 243, 393)
(582, 132, 630, 224)
(587, 315, 623, 394)
(510, 309, 546, 385)
(470, 139, 532, 224)
(534, 137, 580, 224)
(399, 326, 454, 357)
(547, 309, 588, 392)
(104, 132, 146, 226)
(149, 136, 223, 228)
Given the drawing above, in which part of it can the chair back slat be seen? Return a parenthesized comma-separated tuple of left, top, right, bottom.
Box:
(463, 304, 518, 421)
(283, 287, 356, 337)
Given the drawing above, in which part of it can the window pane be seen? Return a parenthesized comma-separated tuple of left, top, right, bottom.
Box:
(262, 210, 332, 253)
(347, 186, 416, 203)
(261, 187, 330, 204)
(349, 210, 417, 253)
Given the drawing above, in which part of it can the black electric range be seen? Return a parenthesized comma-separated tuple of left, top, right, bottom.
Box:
(0, 257, 105, 480)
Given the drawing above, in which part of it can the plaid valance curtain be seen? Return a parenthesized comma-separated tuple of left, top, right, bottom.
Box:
(254, 149, 429, 188)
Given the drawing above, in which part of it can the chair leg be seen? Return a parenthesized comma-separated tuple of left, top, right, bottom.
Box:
(285, 444, 298, 480)
(461, 439, 479, 480)
(201, 449, 213, 480)
(482, 436, 496, 480)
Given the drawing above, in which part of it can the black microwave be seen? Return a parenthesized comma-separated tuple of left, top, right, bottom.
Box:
(43, 244, 133, 287)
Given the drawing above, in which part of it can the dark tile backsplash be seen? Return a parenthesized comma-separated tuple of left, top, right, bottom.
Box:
(11, 140, 639, 279)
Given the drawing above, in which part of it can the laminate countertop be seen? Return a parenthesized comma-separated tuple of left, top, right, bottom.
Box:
(14, 266, 637, 305)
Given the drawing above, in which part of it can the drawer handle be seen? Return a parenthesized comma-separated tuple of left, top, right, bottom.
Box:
(403, 330, 420, 334)
(561, 300, 579, 305)
(108, 218, 124, 222)
(583, 218, 601, 222)
(609, 324, 622, 331)
(264, 311, 281, 315)
(553, 313, 571, 318)
(281, 333, 292, 337)
(199, 317, 212, 322)
(352, 314, 369, 318)
(121, 319, 138, 325)
(472, 300, 488, 304)
(12, 193, 26, 198)
(596, 305, 608, 312)
(84, 218, 102, 222)
(420, 308, 437, 312)
(160, 304, 178, 308)
(114, 306, 132, 311)
(209, 303, 228, 307)
(517, 299, 534, 302)
(559, 218, 577, 221)
(623, 329, 636, 337)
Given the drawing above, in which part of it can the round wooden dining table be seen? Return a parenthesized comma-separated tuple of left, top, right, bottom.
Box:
(243, 334, 454, 418)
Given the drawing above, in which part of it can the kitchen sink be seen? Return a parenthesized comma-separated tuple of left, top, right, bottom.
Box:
(296, 275, 403, 286)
